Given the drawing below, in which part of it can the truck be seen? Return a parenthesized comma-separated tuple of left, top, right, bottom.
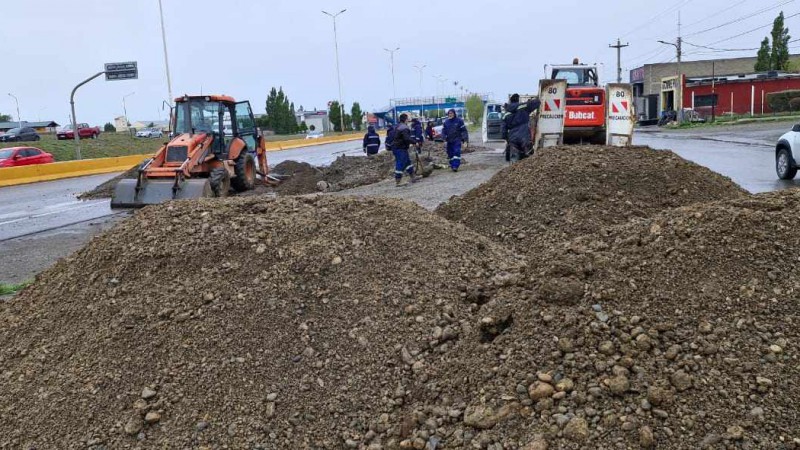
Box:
(547, 59, 607, 145)
(57, 123, 101, 140)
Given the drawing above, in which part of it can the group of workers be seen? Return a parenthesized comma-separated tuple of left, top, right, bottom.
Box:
(362, 109, 468, 186)
(361, 93, 538, 186)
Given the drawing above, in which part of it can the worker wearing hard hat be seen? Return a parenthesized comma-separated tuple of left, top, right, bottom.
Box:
(441, 109, 468, 172)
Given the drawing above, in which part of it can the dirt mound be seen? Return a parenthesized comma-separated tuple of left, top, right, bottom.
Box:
(270, 160, 325, 195)
(436, 145, 748, 255)
(407, 190, 800, 448)
(0, 196, 522, 448)
(78, 164, 140, 200)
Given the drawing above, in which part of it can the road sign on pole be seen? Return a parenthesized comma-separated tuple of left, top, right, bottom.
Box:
(105, 62, 138, 81)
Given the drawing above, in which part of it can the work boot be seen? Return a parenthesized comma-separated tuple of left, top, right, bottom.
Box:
(396, 178, 403, 187)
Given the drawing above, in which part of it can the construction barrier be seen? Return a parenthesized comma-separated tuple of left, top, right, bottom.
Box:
(0, 133, 370, 188)
(606, 83, 635, 147)
(535, 79, 567, 149)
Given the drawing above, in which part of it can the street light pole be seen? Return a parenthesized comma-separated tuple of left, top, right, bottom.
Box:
(122, 91, 135, 128)
(384, 47, 400, 103)
(7, 93, 21, 128)
(658, 38, 683, 124)
(157, 0, 173, 105)
(414, 64, 426, 117)
(323, 9, 347, 134)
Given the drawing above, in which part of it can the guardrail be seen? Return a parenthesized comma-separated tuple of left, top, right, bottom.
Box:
(0, 133, 368, 188)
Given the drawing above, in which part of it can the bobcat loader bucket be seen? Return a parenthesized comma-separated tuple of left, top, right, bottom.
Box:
(111, 177, 212, 209)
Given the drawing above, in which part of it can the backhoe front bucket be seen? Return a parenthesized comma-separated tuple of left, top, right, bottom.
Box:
(111, 178, 213, 209)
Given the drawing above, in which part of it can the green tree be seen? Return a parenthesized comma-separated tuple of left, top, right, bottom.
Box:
(147, 122, 155, 128)
(329, 101, 343, 132)
(755, 37, 772, 72)
(465, 95, 484, 125)
(299, 121, 308, 132)
(103, 122, 116, 132)
(0, 113, 11, 122)
(350, 102, 363, 131)
(264, 87, 299, 134)
(343, 113, 353, 131)
(770, 12, 791, 71)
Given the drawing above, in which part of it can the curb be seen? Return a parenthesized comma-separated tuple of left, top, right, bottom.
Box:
(0, 134, 373, 188)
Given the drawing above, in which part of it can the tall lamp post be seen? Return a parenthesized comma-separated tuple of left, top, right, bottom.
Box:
(384, 47, 400, 102)
(122, 91, 135, 128)
(157, 0, 173, 105)
(658, 38, 683, 123)
(7, 93, 21, 128)
(322, 9, 347, 133)
(413, 64, 426, 117)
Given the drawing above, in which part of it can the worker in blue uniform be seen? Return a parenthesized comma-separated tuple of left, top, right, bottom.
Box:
(362, 125, 381, 155)
(441, 109, 469, 171)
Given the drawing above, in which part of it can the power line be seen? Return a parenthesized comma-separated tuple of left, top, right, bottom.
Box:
(707, 11, 800, 45)
(620, 0, 692, 38)
(685, 0, 794, 37)
(679, 0, 749, 31)
(683, 41, 759, 52)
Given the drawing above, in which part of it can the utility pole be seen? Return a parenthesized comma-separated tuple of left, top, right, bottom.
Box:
(609, 38, 630, 83)
(7, 93, 21, 128)
(157, 0, 173, 105)
(323, 9, 347, 133)
(384, 47, 400, 102)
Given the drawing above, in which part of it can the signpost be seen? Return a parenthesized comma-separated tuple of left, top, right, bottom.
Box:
(534, 79, 567, 149)
(605, 83, 635, 147)
(70, 61, 137, 159)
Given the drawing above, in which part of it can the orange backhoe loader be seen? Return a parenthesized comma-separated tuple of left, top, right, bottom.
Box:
(111, 94, 273, 208)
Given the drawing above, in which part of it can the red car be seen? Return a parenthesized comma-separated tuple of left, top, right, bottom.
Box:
(0, 147, 55, 168)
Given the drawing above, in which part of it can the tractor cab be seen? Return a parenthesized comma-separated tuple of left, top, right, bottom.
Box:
(547, 59, 606, 143)
(172, 95, 258, 160)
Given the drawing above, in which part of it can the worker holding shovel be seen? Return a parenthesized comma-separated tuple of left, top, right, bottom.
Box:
(392, 114, 420, 186)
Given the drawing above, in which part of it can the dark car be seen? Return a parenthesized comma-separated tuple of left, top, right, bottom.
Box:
(0, 127, 40, 142)
(0, 147, 55, 168)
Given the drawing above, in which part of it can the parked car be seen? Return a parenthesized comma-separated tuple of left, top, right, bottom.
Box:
(135, 128, 164, 138)
(0, 147, 54, 168)
(776, 123, 800, 180)
(0, 127, 40, 142)
(57, 123, 100, 140)
(305, 130, 324, 139)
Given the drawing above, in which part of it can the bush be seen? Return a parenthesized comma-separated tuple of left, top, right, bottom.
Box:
(790, 98, 800, 112)
(103, 122, 116, 132)
(766, 90, 800, 112)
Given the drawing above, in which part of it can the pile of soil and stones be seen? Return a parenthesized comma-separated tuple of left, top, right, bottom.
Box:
(406, 189, 800, 449)
(436, 145, 748, 255)
(78, 164, 140, 200)
(0, 195, 524, 449)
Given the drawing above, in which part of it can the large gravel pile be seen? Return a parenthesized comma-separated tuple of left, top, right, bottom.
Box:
(0, 196, 523, 448)
(436, 146, 748, 255)
(407, 190, 800, 449)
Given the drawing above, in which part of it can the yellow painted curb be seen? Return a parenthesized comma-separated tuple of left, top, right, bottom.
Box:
(0, 133, 381, 187)
(0, 154, 150, 188)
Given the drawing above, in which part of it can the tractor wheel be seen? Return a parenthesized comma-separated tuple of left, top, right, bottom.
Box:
(209, 167, 231, 197)
(231, 152, 256, 192)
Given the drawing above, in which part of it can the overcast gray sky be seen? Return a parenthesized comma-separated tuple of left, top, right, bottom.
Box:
(1, 0, 796, 125)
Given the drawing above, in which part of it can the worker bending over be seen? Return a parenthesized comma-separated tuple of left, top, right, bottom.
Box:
(411, 118, 424, 154)
(441, 109, 469, 172)
(392, 114, 420, 186)
(502, 93, 540, 162)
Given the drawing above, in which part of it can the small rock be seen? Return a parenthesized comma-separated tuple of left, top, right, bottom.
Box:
(266, 392, 278, 402)
(124, 416, 143, 436)
(316, 180, 330, 192)
(726, 425, 744, 441)
(605, 375, 630, 396)
(537, 373, 553, 383)
(555, 378, 574, 393)
(769, 344, 783, 354)
(331, 256, 343, 265)
(528, 382, 555, 401)
(563, 417, 589, 442)
(520, 437, 548, 450)
(598, 341, 616, 356)
(463, 405, 498, 430)
(144, 411, 161, 424)
(670, 370, 692, 392)
(557, 338, 574, 353)
(749, 406, 764, 419)
(141, 387, 157, 400)
(647, 386, 671, 406)
(639, 426, 655, 448)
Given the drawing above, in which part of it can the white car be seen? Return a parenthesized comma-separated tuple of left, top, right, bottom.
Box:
(136, 128, 163, 138)
(305, 131, 324, 139)
(776, 123, 800, 180)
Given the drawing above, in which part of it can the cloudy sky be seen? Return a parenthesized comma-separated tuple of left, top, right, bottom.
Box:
(0, 0, 796, 125)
